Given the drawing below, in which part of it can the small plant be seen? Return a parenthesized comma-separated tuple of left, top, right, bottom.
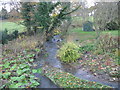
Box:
(1, 50, 41, 88)
(57, 42, 80, 63)
(1, 29, 19, 44)
(1, 28, 9, 44)
(115, 49, 120, 57)
(79, 44, 95, 53)
(114, 49, 120, 65)
(93, 49, 104, 55)
(105, 21, 119, 30)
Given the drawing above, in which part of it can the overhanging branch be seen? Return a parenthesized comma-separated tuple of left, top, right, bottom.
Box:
(63, 5, 81, 16)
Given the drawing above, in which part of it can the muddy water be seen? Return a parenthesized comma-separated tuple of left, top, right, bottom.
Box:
(34, 41, 62, 88)
(74, 69, 118, 88)
(34, 39, 118, 88)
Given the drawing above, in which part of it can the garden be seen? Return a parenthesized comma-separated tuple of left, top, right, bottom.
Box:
(0, 1, 119, 89)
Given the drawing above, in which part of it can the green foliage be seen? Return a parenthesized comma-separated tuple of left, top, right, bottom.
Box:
(32, 68, 42, 73)
(1, 50, 41, 88)
(79, 44, 95, 53)
(1, 28, 8, 44)
(1, 29, 19, 44)
(21, 2, 80, 38)
(105, 21, 120, 30)
(12, 30, 19, 39)
(0, 8, 8, 19)
(35, 48, 41, 52)
(57, 42, 80, 63)
(114, 49, 120, 65)
(21, 2, 33, 33)
(34, 2, 53, 31)
(34, 2, 72, 39)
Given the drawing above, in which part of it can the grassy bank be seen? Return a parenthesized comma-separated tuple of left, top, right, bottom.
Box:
(42, 65, 111, 88)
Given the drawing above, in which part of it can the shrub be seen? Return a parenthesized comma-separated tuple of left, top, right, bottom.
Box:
(114, 49, 120, 65)
(115, 49, 120, 57)
(8, 30, 19, 41)
(1, 28, 9, 44)
(12, 30, 19, 39)
(105, 21, 119, 30)
(1, 29, 19, 44)
(57, 42, 80, 63)
(96, 33, 119, 53)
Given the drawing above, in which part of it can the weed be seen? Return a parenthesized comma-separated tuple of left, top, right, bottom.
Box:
(1, 51, 41, 88)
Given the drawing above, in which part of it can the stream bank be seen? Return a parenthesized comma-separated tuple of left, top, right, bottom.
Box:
(34, 38, 118, 88)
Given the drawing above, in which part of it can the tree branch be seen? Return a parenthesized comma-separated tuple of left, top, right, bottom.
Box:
(63, 5, 81, 16)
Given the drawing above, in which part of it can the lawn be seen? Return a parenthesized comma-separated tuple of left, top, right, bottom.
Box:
(67, 27, 119, 42)
(0, 21, 26, 34)
(69, 27, 118, 35)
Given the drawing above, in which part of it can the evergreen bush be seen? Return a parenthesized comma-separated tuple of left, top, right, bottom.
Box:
(57, 42, 80, 63)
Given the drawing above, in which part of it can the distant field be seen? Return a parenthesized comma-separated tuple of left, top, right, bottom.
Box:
(0, 21, 26, 34)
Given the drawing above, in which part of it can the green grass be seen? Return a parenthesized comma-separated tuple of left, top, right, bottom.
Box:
(69, 28, 94, 33)
(0, 21, 26, 34)
(68, 28, 96, 41)
(103, 30, 119, 36)
(69, 27, 118, 35)
(67, 27, 119, 43)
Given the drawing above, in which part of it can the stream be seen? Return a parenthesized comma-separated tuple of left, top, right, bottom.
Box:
(34, 36, 119, 88)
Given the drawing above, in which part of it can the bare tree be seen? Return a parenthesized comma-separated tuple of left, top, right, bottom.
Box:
(94, 2, 118, 31)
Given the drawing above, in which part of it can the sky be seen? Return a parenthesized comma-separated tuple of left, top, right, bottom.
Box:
(86, 0, 94, 7)
(0, 0, 95, 12)
(0, 0, 117, 12)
